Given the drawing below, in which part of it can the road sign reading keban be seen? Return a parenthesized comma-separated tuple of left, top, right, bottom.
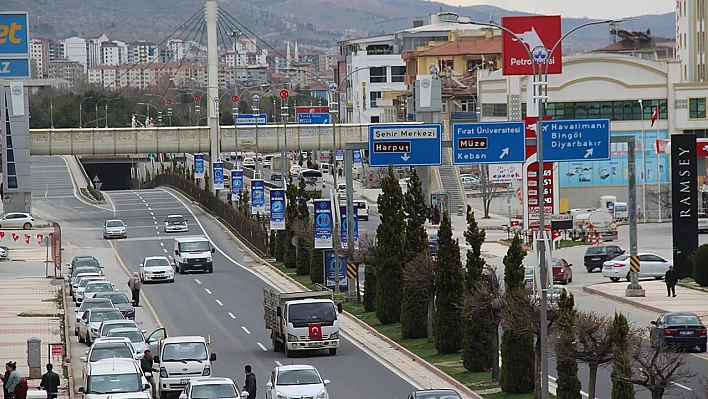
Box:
(452, 121, 525, 164)
(501, 15, 562, 76)
(541, 118, 611, 162)
(368, 124, 442, 167)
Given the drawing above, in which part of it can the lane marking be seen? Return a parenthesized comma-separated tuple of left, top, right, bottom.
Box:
(229, 313, 236, 319)
(205, 289, 212, 295)
(160, 242, 164, 247)
(215, 300, 223, 306)
(194, 279, 202, 285)
(548, 376, 591, 398)
(241, 326, 250, 334)
(150, 212, 154, 216)
(673, 382, 693, 391)
(275, 361, 283, 367)
(148, 207, 152, 211)
(163, 248, 167, 253)
(257, 343, 267, 351)
(154, 221, 157, 224)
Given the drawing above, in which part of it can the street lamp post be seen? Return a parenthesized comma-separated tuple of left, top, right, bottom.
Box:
(79, 96, 93, 128)
(638, 99, 647, 222)
(50, 100, 54, 129)
(252, 94, 261, 179)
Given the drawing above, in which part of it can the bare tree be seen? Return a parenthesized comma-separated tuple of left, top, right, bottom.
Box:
(403, 252, 436, 342)
(350, 232, 377, 267)
(617, 333, 697, 399)
(478, 165, 498, 219)
(552, 310, 614, 399)
(291, 218, 314, 249)
(461, 279, 504, 381)
(503, 290, 559, 399)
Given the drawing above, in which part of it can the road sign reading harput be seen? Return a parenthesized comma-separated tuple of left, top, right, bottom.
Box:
(368, 124, 442, 167)
(501, 15, 562, 76)
(452, 121, 526, 164)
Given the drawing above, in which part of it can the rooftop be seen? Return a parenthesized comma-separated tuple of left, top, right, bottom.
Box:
(414, 37, 502, 57)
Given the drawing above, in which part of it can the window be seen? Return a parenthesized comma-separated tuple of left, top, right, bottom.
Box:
(370, 91, 382, 108)
(390, 66, 405, 83)
(466, 60, 482, 72)
(441, 101, 447, 114)
(440, 59, 454, 71)
(481, 103, 507, 117)
(690, 98, 706, 119)
(369, 67, 386, 83)
(522, 99, 669, 121)
(460, 100, 476, 112)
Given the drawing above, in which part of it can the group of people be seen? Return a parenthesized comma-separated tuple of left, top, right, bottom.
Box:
(428, 204, 441, 225)
(1, 362, 59, 399)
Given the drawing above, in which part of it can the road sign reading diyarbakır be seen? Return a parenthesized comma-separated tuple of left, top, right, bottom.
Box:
(453, 121, 526, 164)
(542, 118, 611, 162)
(368, 124, 442, 167)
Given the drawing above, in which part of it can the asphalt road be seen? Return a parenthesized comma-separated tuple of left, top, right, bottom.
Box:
(30, 156, 415, 399)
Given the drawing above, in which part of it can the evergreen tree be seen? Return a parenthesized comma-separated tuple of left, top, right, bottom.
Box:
(375, 166, 407, 324)
(363, 263, 377, 312)
(609, 312, 635, 399)
(400, 168, 428, 339)
(296, 241, 310, 276)
(275, 230, 286, 262)
(556, 290, 582, 399)
(295, 179, 311, 276)
(309, 248, 324, 284)
(283, 175, 298, 268)
(462, 211, 494, 372)
(503, 234, 527, 292)
(269, 230, 276, 257)
(433, 211, 465, 354)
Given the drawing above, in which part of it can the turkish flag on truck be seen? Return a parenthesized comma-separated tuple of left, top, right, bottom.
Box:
(308, 323, 323, 341)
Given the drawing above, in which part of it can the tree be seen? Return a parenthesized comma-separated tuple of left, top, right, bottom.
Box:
(433, 211, 465, 354)
(275, 230, 286, 262)
(461, 211, 494, 372)
(503, 234, 526, 292)
(617, 335, 696, 399)
(403, 252, 436, 342)
(353, 233, 378, 312)
(609, 312, 635, 399)
(400, 168, 428, 339)
(689, 244, 708, 286)
(461, 279, 504, 381)
(283, 175, 298, 268)
(555, 290, 582, 399)
(295, 181, 311, 276)
(478, 165, 498, 218)
(375, 166, 407, 324)
(309, 249, 324, 284)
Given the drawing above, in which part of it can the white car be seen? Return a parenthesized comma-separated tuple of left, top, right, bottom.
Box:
(83, 281, 117, 301)
(75, 298, 115, 336)
(290, 165, 302, 177)
(0, 212, 35, 230)
(242, 158, 255, 167)
(179, 377, 246, 399)
(103, 219, 127, 239)
(97, 319, 141, 339)
(602, 253, 672, 282)
(0, 247, 7, 260)
(106, 328, 149, 357)
(140, 256, 175, 283)
(699, 213, 708, 233)
(265, 365, 330, 399)
(78, 308, 125, 345)
(80, 338, 137, 364)
(75, 276, 107, 303)
(164, 215, 188, 233)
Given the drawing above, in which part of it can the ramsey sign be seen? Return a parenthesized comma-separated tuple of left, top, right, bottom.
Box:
(501, 15, 562, 76)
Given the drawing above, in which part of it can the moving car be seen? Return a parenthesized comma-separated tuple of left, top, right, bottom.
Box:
(106, 328, 149, 357)
(551, 258, 573, 284)
(650, 312, 707, 352)
(0, 212, 35, 230)
(75, 298, 115, 336)
(179, 377, 245, 399)
(95, 292, 135, 320)
(407, 389, 462, 399)
(353, 200, 369, 221)
(103, 219, 127, 239)
(78, 308, 125, 345)
(602, 253, 672, 282)
(140, 256, 175, 283)
(265, 365, 329, 399)
(164, 215, 188, 233)
(583, 245, 624, 272)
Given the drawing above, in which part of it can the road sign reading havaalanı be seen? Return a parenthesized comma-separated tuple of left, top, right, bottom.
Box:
(501, 15, 562, 76)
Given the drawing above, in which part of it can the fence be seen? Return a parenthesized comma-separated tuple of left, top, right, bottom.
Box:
(142, 173, 269, 254)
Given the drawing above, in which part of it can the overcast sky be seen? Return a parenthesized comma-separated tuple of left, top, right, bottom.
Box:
(433, 0, 674, 19)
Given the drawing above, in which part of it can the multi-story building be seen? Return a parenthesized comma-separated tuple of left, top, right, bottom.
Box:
(88, 62, 238, 90)
(677, 0, 705, 82)
(267, 49, 289, 70)
(46, 60, 84, 89)
(87, 34, 109, 67)
(64, 36, 88, 72)
(595, 26, 675, 62)
(168, 39, 187, 62)
(127, 41, 158, 64)
(29, 39, 48, 78)
(47, 39, 65, 62)
(233, 38, 267, 67)
(101, 41, 128, 66)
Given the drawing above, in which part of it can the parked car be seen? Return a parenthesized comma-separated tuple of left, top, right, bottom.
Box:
(602, 253, 672, 282)
(106, 328, 149, 357)
(80, 339, 136, 364)
(407, 389, 462, 399)
(75, 298, 115, 336)
(700, 213, 708, 233)
(0, 247, 8, 260)
(0, 212, 35, 230)
(584, 245, 625, 272)
(179, 377, 245, 399)
(74, 276, 107, 303)
(428, 233, 439, 255)
(551, 258, 573, 284)
(70, 268, 103, 296)
(94, 292, 135, 320)
(97, 319, 141, 339)
(83, 281, 116, 301)
(103, 219, 127, 239)
(265, 365, 329, 399)
(78, 308, 125, 345)
(650, 312, 707, 352)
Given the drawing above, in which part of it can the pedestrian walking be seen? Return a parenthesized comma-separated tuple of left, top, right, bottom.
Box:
(39, 364, 60, 399)
(434, 206, 440, 225)
(466, 205, 472, 223)
(665, 265, 678, 297)
(243, 365, 256, 399)
(128, 272, 142, 307)
(4, 362, 19, 399)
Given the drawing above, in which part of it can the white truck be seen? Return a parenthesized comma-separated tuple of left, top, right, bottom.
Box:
(151, 335, 217, 399)
(173, 236, 215, 274)
(264, 288, 342, 357)
(570, 209, 619, 242)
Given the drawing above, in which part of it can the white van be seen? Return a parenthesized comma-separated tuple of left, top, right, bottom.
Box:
(79, 358, 151, 399)
(319, 163, 332, 174)
(152, 336, 217, 399)
(173, 237, 215, 274)
(353, 200, 369, 221)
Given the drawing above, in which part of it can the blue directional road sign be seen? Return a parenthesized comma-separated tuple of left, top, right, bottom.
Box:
(542, 118, 611, 162)
(297, 113, 330, 124)
(0, 58, 29, 78)
(0, 13, 30, 56)
(452, 121, 526, 165)
(368, 124, 442, 167)
(235, 114, 267, 125)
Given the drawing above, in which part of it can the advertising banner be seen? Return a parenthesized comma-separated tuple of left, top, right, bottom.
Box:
(314, 199, 333, 249)
(231, 170, 243, 196)
(194, 154, 205, 179)
(340, 205, 358, 246)
(671, 133, 698, 279)
(213, 162, 224, 190)
(251, 179, 265, 214)
(269, 189, 286, 231)
(353, 150, 362, 165)
(323, 250, 347, 288)
(501, 15, 562, 75)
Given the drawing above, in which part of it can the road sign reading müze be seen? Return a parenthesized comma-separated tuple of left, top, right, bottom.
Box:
(368, 123, 442, 167)
(452, 121, 526, 164)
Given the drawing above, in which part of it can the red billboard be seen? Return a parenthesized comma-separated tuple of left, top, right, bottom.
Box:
(295, 106, 330, 119)
(501, 15, 563, 76)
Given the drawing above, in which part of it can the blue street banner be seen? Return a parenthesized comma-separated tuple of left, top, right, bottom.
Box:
(212, 162, 224, 190)
(251, 179, 265, 214)
(353, 150, 362, 165)
(340, 205, 358, 247)
(194, 154, 205, 179)
(336, 150, 344, 161)
(323, 250, 347, 288)
(314, 199, 333, 249)
(269, 189, 286, 231)
(231, 170, 243, 196)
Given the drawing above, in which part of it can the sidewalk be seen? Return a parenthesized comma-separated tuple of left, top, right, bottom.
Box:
(583, 280, 708, 321)
(0, 245, 69, 399)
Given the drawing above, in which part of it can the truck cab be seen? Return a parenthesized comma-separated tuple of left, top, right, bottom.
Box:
(152, 336, 217, 399)
(173, 237, 215, 274)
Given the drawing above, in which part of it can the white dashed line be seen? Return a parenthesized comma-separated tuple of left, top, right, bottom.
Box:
(145, 203, 149, 207)
(241, 326, 250, 334)
(150, 212, 154, 216)
(160, 242, 164, 247)
(257, 343, 267, 351)
(194, 279, 202, 285)
(152, 216, 156, 219)
(228, 313, 236, 319)
(154, 221, 157, 224)
(215, 300, 223, 306)
(148, 207, 152, 211)
(162, 249, 167, 253)
(205, 289, 212, 295)
(275, 361, 283, 367)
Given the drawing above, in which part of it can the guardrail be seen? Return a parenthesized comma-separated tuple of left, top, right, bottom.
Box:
(141, 173, 268, 254)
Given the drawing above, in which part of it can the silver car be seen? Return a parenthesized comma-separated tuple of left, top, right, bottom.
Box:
(265, 365, 330, 399)
(78, 308, 124, 345)
(75, 276, 107, 303)
(75, 298, 115, 336)
(106, 328, 149, 357)
(103, 219, 127, 239)
(0, 212, 35, 230)
(83, 281, 116, 301)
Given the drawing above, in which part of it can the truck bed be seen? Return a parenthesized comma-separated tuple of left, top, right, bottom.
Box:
(263, 288, 333, 330)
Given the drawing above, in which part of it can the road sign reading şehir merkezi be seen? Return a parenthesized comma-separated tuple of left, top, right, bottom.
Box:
(452, 121, 526, 164)
(368, 124, 442, 167)
(541, 118, 611, 162)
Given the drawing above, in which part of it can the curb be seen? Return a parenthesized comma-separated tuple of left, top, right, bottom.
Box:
(582, 284, 666, 314)
(496, 239, 532, 251)
(63, 280, 75, 399)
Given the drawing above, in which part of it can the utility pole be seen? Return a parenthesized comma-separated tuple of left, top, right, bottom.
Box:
(206, 0, 220, 195)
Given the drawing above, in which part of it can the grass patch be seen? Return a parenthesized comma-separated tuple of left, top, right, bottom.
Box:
(54, 286, 64, 309)
(677, 278, 708, 293)
(555, 239, 588, 249)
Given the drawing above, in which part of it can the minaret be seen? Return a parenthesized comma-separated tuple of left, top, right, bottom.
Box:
(286, 41, 291, 68)
(295, 41, 299, 63)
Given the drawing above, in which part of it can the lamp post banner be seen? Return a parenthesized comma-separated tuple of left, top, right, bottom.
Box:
(194, 154, 205, 179)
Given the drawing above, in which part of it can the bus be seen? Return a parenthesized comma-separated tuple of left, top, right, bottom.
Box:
(297, 168, 325, 194)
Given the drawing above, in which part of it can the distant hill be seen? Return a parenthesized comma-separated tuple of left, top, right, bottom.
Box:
(2, 0, 674, 51)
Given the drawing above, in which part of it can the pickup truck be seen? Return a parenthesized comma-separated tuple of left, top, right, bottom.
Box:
(264, 288, 342, 357)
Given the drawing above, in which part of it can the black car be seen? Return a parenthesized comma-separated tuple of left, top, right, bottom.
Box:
(583, 245, 624, 272)
(95, 292, 136, 320)
(407, 389, 462, 399)
(650, 312, 707, 352)
(69, 255, 101, 269)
